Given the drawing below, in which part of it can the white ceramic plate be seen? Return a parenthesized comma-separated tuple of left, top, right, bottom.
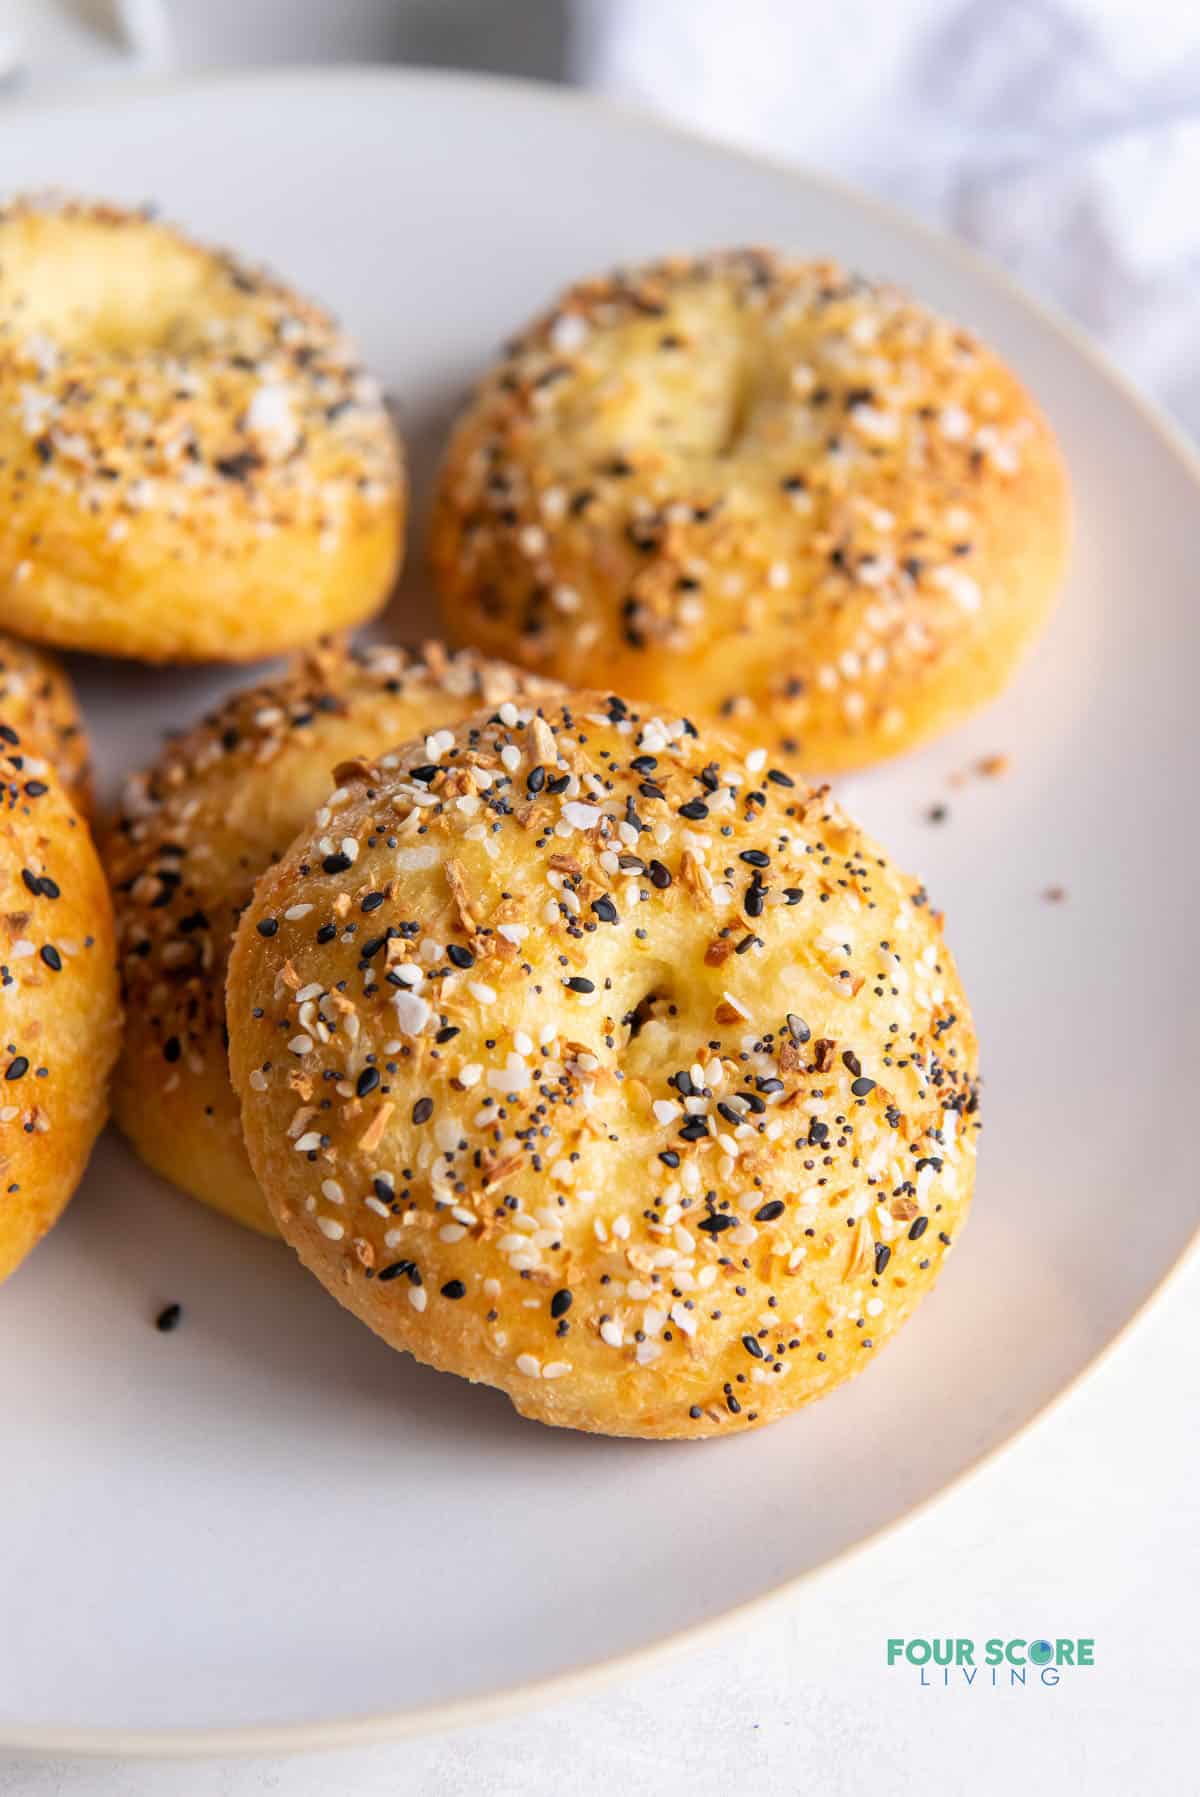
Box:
(0, 68, 1196, 1757)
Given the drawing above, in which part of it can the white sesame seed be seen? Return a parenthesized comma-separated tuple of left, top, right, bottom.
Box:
(316, 1216, 344, 1240)
(932, 565, 982, 613)
(549, 311, 589, 353)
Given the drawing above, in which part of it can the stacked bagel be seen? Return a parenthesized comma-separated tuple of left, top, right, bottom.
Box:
(0, 201, 1070, 1439)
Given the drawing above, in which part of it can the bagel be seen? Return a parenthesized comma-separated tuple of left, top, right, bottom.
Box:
(106, 641, 559, 1235)
(0, 196, 403, 662)
(0, 631, 92, 813)
(431, 250, 1068, 769)
(0, 725, 119, 1282)
(226, 690, 979, 1439)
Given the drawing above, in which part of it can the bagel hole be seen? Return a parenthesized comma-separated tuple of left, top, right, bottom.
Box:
(1, 221, 218, 355)
(619, 983, 691, 1082)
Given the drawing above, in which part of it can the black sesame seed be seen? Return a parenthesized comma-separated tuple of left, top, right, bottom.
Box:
(742, 1334, 765, 1359)
(851, 1077, 876, 1097)
(412, 1097, 434, 1124)
(155, 1303, 182, 1333)
(39, 945, 62, 971)
(256, 917, 279, 938)
(440, 1280, 466, 1300)
(322, 852, 352, 874)
(377, 1260, 415, 1283)
(447, 943, 475, 969)
(356, 1066, 381, 1098)
(550, 1289, 573, 1319)
(755, 1199, 785, 1222)
(874, 1242, 892, 1275)
(908, 1216, 929, 1240)
(565, 975, 594, 993)
(590, 896, 618, 923)
(697, 1212, 735, 1234)
(5, 1055, 29, 1081)
(647, 859, 672, 888)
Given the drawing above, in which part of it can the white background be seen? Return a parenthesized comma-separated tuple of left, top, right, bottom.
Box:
(1, 4, 1196, 1791)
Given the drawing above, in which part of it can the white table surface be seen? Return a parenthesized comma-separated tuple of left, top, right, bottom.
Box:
(1, 16, 1196, 1792)
(3, 1249, 1194, 1794)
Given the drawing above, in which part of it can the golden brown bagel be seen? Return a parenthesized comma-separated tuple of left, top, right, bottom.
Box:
(227, 691, 979, 1438)
(0, 727, 119, 1282)
(0, 196, 403, 662)
(0, 632, 92, 813)
(431, 250, 1068, 769)
(106, 641, 559, 1234)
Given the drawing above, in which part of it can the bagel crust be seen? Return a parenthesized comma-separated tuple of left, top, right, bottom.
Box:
(0, 728, 119, 1281)
(0, 197, 403, 662)
(106, 641, 559, 1234)
(431, 251, 1069, 768)
(0, 631, 92, 813)
(227, 691, 979, 1438)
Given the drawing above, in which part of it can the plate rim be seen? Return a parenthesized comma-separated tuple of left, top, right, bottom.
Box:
(3, 59, 1198, 1760)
